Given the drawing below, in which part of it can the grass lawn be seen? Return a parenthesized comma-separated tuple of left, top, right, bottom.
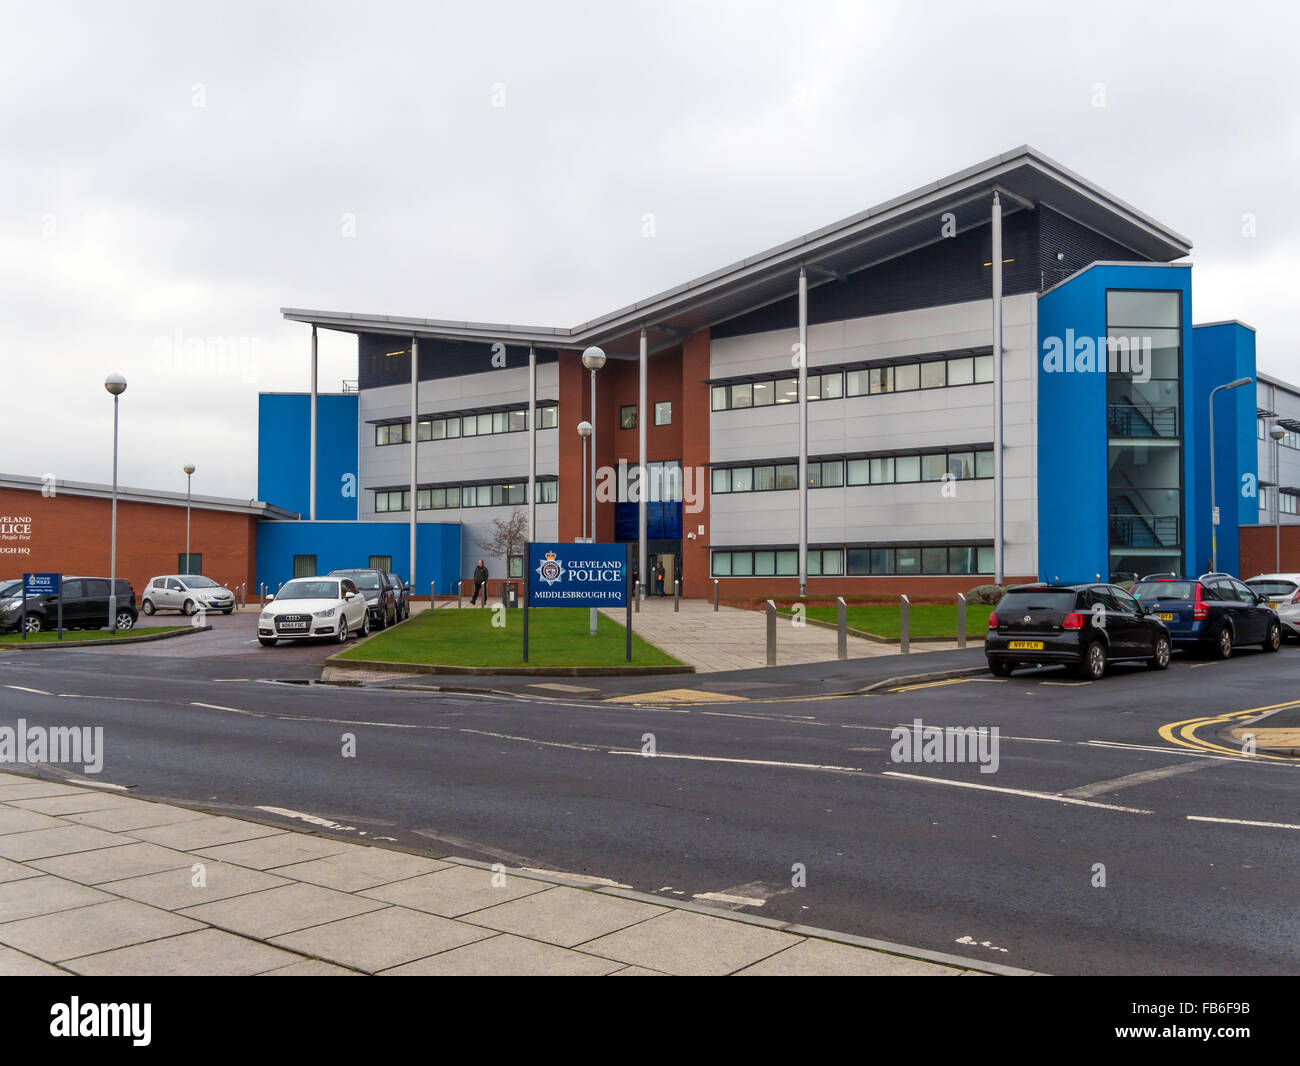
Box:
(779, 604, 993, 640)
(0, 626, 186, 644)
(338, 607, 682, 668)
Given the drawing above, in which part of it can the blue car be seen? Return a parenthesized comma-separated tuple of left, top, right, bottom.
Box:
(1131, 573, 1282, 658)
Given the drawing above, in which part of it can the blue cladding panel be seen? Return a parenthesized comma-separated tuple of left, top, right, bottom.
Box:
(1189, 323, 1257, 577)
(256, 521, 460, 596)
(257, 394, 358, 520)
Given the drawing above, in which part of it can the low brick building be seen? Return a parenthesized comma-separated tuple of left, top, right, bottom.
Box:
(0, 473, 294, 600)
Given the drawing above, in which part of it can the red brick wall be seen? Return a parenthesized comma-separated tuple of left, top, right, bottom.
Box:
(1239, 524, 1300, 577)
(0, 487, 258, 599)
(680, 329, 711, 597)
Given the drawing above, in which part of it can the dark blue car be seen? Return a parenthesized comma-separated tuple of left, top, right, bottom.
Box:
(1130, 573, 1281, 658)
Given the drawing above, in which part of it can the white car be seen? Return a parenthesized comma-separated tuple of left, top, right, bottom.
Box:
(257, 577, 369, 647)
(142, 574, 235, 616)
(1245, 573, 1300, 638)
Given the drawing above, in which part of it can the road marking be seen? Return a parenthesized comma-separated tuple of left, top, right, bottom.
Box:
(883, 771, 1153, 814)
(1061, 760, 1213, 799)
(1187, 815, 1300, 831)
(605, 688, 747, 704)
(57, 693, 157, 703)
(609, 751, 862, 773)
(521, 867, 631, 889)
(955, 934, 1009, 953)
(887, 678, 973, 693)
(693, 890, 767, 907)
(190, 701, 259, 716)
(1083, 740, 1243, 762)
(5, 685, 51, 696)
(458, 728, 605, 753)
(1159, 709, 1297, 762)
(256, 806, 356, 831)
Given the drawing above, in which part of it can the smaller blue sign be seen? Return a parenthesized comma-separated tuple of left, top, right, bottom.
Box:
(24, 573, 59, 597)
(529, 542, 627, 608)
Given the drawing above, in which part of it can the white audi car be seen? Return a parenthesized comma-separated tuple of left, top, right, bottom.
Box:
(257, 577, 369, 647)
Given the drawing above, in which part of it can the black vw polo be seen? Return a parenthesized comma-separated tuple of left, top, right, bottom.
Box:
(984, 583, 1172, 680)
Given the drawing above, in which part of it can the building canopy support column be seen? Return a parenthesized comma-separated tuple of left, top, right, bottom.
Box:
(528, 345, 537, 544)
(798, 267, 808, 597)
(992, 192, 1005, 586)
(638, 327, 648, 598)
(410, 335, 418, 591)
(309, 325, 318, 521)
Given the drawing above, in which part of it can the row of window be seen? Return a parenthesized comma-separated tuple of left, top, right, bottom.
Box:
(711, 544, 994, 577)
(374, 481, 558, 513)
(1258, 420, 1300, 450)
(710, 449, 994, 494)
(619, 402, 673, 429)
(376, 405, 559, 446)
(709, 354, 994, 412)
(1261, 488, 1300, 515)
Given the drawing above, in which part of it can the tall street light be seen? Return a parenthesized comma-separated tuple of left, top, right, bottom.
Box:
(1209, 376, 1253, 573)
(183, 464, 196, 575)
(577, 421, 593, 540)
(581, 347, 606, 541)
(104, 373, 127, 633)
(1271, 424, 1286, 570)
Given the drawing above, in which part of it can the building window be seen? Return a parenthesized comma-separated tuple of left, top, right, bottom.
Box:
(413, 403, 556, 443)
(711, 543, 992, 578)
(617, 461, 682, 503)
(537, 480, 558, 503)
(538, 405, 558, 429)
(369, 556, 393, 572)
(1283, 491, 1299, 516)
(293, 555, 317, 578)
(619, 405, 637, 429)
(376, 422, 410, 446)
(508, 555, 524, 578)
(655, 401, 672, 426)
(374, 490, 410, 513)
(177, 553, 202, 575)
(716, 449, 990, 492)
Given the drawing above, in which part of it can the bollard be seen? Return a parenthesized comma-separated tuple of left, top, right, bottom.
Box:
(900, 594, 910, 654)
(634, 578, 640, 612)
(956, 592, 967, 649)
(260, 583, 266, 607)
(714, 579, 719, 611)
(837, 596, 847, 660)
(456, 580, 462, 610)
(674, 579, 680, 612)
(766, 599, 777, 666)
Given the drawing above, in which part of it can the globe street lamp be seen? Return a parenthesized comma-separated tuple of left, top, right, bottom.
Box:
(580, 347, 606, 545)
(1271, 424, 1286, 570)
(104, 373, 127, 633)
(1209, 376, 1252, 573)
(183, 464, 196, 575)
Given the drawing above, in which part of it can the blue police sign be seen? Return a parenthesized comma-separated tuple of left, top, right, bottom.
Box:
(528, 542, 627, 608)
(24, 573, 59, 597)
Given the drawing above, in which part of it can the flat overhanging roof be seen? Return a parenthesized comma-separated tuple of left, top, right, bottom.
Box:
(283, 146, 1193, 357)
(0, 473, 298, 519)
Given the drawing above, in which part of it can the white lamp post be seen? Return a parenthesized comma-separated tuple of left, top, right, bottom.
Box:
(104, 374, 127, 633)
(183, 464, 196, 575)
(1271, 424, 1286, 570)
(581, 347, 606, 539)
(577, 420, 595, 636)
(1209, 376, 1253, 573)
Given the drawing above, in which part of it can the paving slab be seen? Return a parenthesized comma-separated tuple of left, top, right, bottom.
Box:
(258, 959, 359, 976)
(0, 806, 69, 835)
(0, 824, 132, 862)
(271, 905, 493, 973)
(8, 792, 141, 816)
(464, 886, 667, 948)
(0, 856, 42, 884)
(0, 898, 203, 963)
(578, 908, 800, 975)
(195, 833, 357, 870)
(0, 782, 90, 800)
(30, 841, 196, 884)
(66, 928, 306, 977)
(0, 944, 67, 975)
(0, 874, 113, 923)
(129, 816, 285, 850)
(272, 848, 452, 892)
(102, 862, 292, 910)
(64, 803, 211, 833)
(734, 936, 961, 975)
(360, 864, 550, 917)
(381, 932, 622, 976)
(179, 882, 388, 939)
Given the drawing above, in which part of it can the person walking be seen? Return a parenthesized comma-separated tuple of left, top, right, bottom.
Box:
(470, 559, 489, 606)
(654, 560, 666, 597)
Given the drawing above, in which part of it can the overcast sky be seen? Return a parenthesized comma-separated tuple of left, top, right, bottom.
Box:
(3, 0, 1297, 498)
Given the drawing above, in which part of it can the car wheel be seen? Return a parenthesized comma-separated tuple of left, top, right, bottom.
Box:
(375, 609, 386, 630)
(258, 637, 277, 647)
(1078, 640, 1106, 680)
(336, 618, 349, 643)
(360, 612, 370, 637)
(222, 608, 233, 615)
(182, 599, 196, 616)
(1213, 625, 1233, 660)
(1262, 622, 1282, 652)
(141, 599, 155, 616)
(987, 660, 1015, 677)
(23, 615, 42, 634)
(115, 611, 135, 631)
(1147, 634, 1171, 670)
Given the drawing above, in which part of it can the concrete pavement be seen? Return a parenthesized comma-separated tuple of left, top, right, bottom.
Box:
(0, 771, 1006, 976)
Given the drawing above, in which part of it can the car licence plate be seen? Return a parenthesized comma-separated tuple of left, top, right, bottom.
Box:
(1008, 640, 1043, 650)
(1156, 612, 1175, 621)
(279, 621, 308, 630)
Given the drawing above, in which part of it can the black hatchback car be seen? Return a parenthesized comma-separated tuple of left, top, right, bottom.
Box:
(327, 569, 399, 629)
(0, 577, 137, 634)
(985, 583, 1171, 680)
(1130, 573, 1281, 658)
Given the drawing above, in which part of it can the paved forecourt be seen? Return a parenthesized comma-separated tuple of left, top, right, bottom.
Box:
(0, 772, 1010, 976)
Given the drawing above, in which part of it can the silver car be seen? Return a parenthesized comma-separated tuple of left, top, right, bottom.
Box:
(1245, 573, 1300, 638)
(141, 575, 235, 617)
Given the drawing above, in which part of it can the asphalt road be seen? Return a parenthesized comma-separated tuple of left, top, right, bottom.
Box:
(0, 639, 1297, 975)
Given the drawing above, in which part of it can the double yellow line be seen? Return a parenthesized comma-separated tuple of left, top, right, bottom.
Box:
(1159, 700, 1300, 762)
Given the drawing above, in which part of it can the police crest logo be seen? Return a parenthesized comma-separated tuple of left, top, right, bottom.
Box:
(535, 550, 564, 586)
